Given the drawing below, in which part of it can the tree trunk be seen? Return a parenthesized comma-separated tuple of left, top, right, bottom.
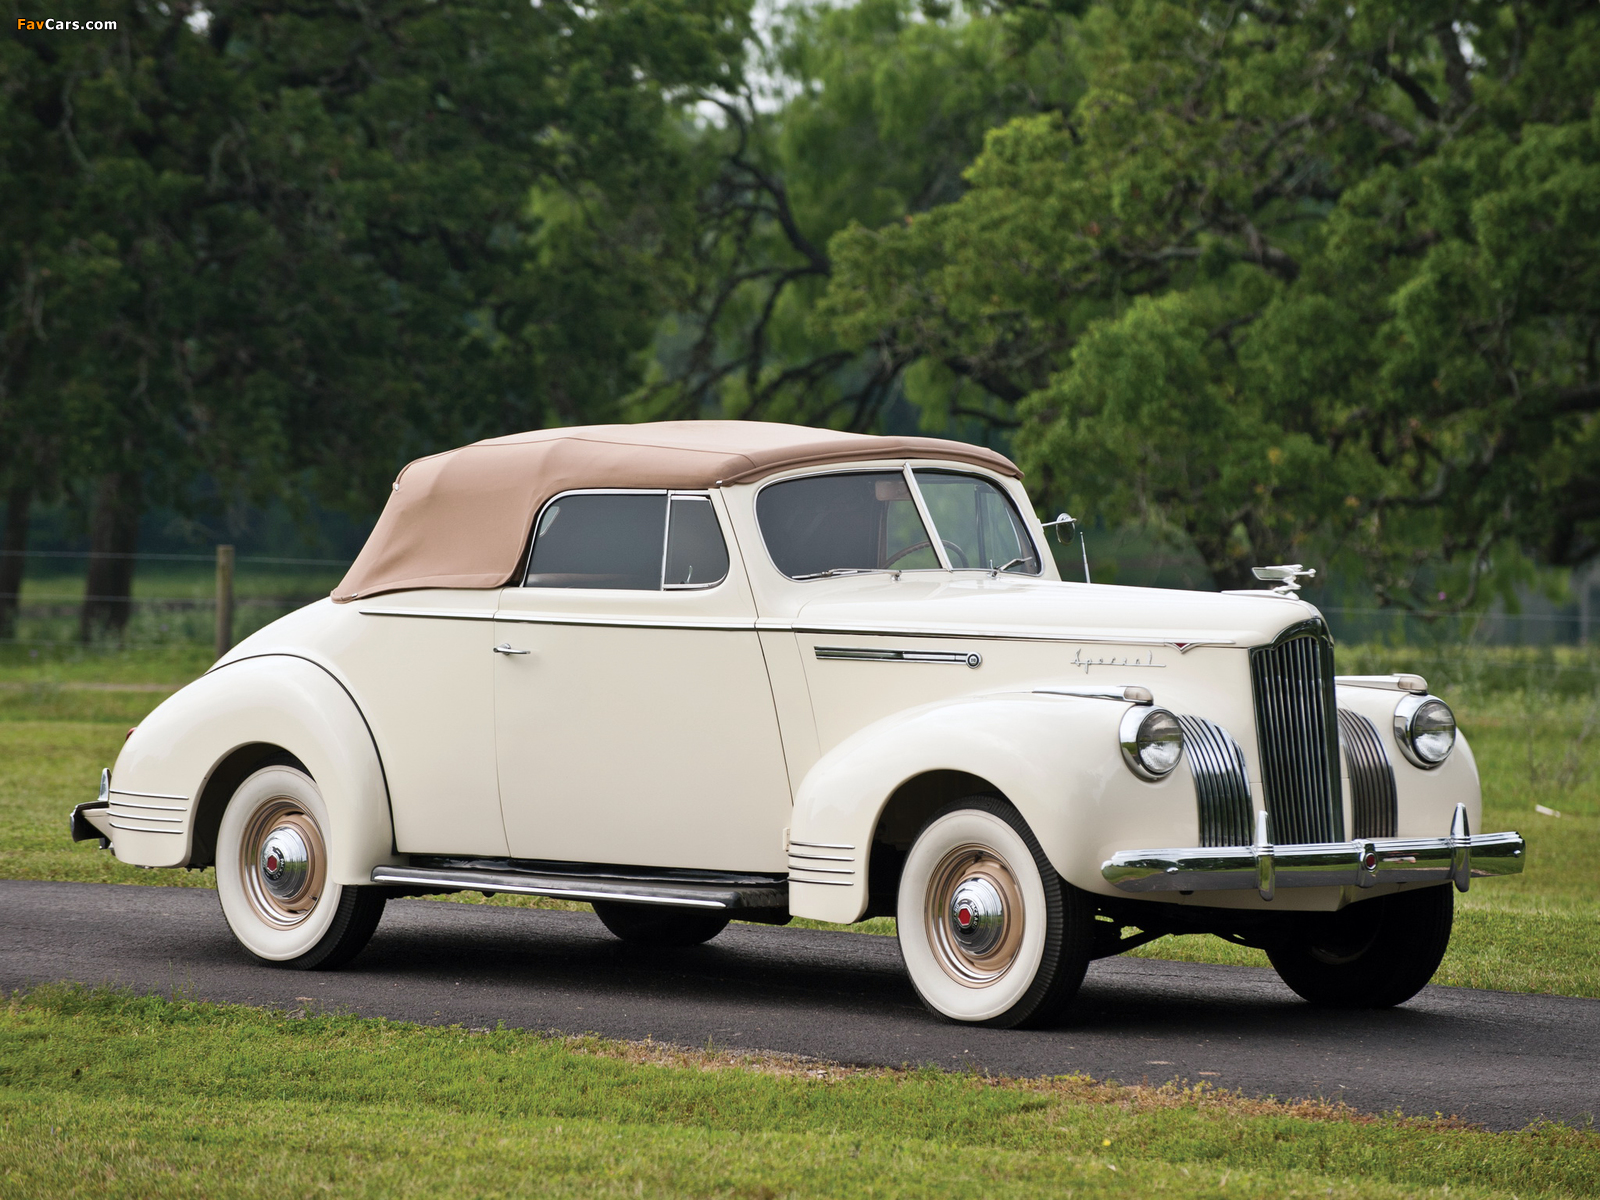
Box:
(79, 472, 143, 641)
(0, 485, 29, 642)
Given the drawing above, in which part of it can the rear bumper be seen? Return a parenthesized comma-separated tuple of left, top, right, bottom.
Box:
(1102, 803, 1523, 900)
(70, 769, 114, 845)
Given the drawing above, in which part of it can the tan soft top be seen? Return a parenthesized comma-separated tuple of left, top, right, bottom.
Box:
(332, 421, 1021, 601)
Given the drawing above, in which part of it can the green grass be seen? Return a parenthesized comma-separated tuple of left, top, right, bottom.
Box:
(1, 985, 1595, 1200)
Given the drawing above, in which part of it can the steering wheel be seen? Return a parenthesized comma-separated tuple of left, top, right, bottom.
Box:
(886, 538, 970, 568)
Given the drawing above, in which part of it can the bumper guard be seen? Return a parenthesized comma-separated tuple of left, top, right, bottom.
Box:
(1102, 803, 1524, 900)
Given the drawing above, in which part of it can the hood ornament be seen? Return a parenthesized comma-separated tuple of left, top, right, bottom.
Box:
(1251, 564, 1316, 596)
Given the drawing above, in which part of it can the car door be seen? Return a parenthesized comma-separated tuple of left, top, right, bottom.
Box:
(493, 489, 792, 872)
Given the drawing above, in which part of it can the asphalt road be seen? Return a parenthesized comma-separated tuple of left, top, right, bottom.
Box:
(3, 879, 1595, 1131)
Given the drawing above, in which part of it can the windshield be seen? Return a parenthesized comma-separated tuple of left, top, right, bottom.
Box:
(913, 470, 1041, 574)
(756, 472, 939, 577)
(757, 468, 1041, 579)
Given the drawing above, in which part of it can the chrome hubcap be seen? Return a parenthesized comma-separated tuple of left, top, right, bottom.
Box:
(239, 798, 325, 927)
(924, 843, 1026, 988)
(259, 826, 311, 901)
(948, 877, 1005, 956)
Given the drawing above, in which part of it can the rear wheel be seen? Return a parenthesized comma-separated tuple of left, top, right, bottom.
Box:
(1266, 885, 1453, 1008)
(896, 797, 1093, 1028)
(215, 764, 386, 970)
(591, 900, 731, 946)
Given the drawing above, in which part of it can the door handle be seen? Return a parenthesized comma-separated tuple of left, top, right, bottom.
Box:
(493, 643, 530, 655)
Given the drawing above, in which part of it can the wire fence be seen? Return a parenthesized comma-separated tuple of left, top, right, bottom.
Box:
(0, 547, 349, 653)
(2, 549, 1595, 652)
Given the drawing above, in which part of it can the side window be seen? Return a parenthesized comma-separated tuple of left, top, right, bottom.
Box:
(523, 491, 729, 590)
(664, 496, 729, 588)
(524, 493, 667, 590)
(756, 471, 938, 578)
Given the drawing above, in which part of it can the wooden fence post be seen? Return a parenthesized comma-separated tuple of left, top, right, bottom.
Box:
(215, 545, 235, 659)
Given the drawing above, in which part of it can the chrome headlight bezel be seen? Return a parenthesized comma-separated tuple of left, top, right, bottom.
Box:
(1393, 693, 1456, 769)
(1119, 705, 1185, 782)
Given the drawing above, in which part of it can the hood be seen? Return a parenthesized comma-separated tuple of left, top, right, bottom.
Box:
(789, 574, 1321, 650)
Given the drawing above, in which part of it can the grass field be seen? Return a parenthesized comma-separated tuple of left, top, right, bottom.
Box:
(2, 985, 1596, 1200)
(2, 643, 1596, 1195)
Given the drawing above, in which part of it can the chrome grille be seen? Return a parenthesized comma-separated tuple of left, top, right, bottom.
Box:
(1177, 715, 1253, 847)
(1249, 621, 1344, 844)
(1338, 709, 1397, 838)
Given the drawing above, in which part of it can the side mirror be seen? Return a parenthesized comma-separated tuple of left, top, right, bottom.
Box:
(1042, 513, 1078, 544)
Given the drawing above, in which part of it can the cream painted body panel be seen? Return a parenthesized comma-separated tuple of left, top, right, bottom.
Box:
(107, 655, 400, 882)
(493, 529, 792, 870)
(220, 590, 505, 856)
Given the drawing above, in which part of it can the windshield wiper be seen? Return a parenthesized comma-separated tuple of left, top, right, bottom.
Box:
(790, 568, 902, 581)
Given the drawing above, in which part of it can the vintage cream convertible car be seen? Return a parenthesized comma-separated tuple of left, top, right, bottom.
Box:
(71, 422, 1525, 1027)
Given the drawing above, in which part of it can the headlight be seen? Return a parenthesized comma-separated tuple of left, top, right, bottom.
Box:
(1394, 694, 1456, 768)
(1120, 706, 1184, 781)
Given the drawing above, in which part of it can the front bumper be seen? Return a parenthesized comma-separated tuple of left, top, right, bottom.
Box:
(1102, 803, 1524, 900)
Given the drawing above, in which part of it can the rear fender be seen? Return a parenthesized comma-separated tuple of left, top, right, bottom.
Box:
(106, 655, 399, 884)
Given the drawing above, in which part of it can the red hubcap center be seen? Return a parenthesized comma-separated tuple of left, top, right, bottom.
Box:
(957, 906, 973, 928)
(265, 854, 280, 872)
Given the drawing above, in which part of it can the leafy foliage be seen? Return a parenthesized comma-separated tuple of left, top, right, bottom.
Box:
(820, 0, 1600, 596)
(1, 0, 746, 625)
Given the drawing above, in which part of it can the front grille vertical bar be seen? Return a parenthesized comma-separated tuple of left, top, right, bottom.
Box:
(1250, 620, 1343, 846)
(1179, 714, 1253, 846)
(1339, 709, 1397, 838)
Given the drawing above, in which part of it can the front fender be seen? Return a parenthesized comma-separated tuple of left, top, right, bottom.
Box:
(788, 692, 1194, 923)
(106, 654, 399, 884)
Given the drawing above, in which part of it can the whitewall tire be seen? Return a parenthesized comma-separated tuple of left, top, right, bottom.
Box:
(215, 764, 386, 969)
(896, 798, 1092, 1028)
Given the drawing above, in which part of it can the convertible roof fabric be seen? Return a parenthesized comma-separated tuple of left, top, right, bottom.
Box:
(331, 421, 1021, 601)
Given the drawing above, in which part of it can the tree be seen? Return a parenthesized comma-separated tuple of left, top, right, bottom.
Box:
(819, 0, 1600, 599)
(2, 0, 747, 637)
(630, 0, 1085, 434)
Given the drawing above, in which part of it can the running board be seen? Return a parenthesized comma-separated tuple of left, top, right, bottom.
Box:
(370, 864, 789, 911)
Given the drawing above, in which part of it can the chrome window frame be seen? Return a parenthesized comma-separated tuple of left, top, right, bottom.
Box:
(521, 488, 729, 593)
(909, 465, 1044, 577)
(662, 492, 729, 591)
(752, 463, 1044, 582)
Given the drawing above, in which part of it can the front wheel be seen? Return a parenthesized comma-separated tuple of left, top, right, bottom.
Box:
(896, 798, 1093, 1028)
(215, 764, 386, 970)
(1266, 885, 1453, 1008)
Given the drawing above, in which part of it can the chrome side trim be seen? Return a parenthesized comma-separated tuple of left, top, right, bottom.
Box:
(108, 788, 189, 802)
(789, 839, 855, 851)
(359, 608, 498, 621)
(106, 798, 187, 813)
(779, 619, 1236, 650)
(1035, 685, 1153, 704)
(1176, 714, 1253, 848)
(787, 851, 854, 863)
(372, 865, 787, 911)
(815, 646, 981, 668)
(1339, 708, 1397, 838)
(108, 807, 182, 823)
(108, 820, 183, 834)
(1102, 814, 1524, 896)
(496, 611, 757, 632)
